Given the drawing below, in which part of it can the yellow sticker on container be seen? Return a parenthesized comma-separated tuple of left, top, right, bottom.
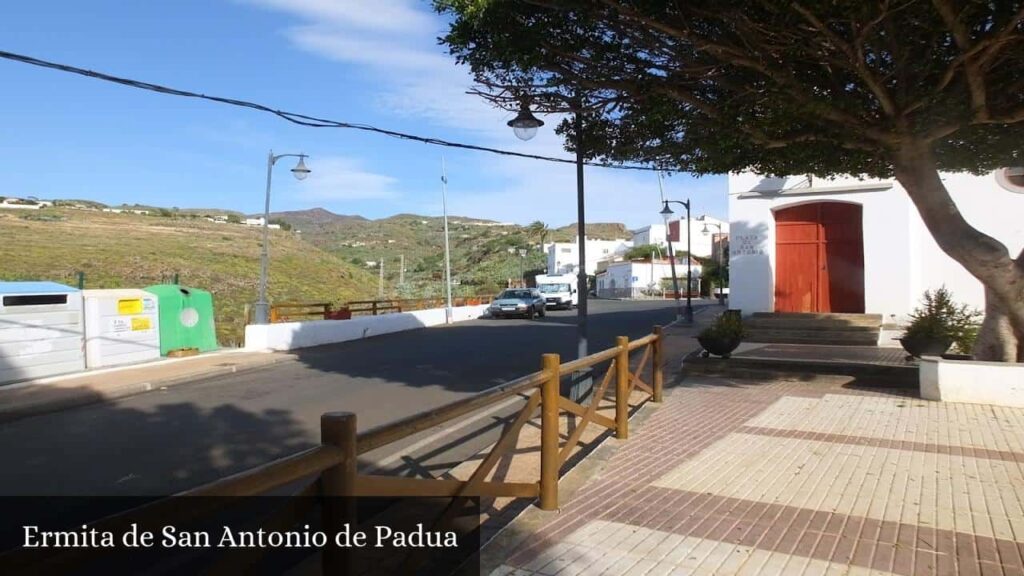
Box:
(118, 299, 143, 315)
(131, 317, 151, 331)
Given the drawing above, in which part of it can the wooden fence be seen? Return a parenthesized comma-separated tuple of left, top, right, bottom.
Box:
(268, 296, 495, 323)
(10, 326, 664, 573)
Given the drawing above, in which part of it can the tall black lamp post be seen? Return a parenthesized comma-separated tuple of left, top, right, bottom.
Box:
(509, 99, 591, 399)
(660, 199, 694, 323)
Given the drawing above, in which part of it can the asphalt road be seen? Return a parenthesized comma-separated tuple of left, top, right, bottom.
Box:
(0, 299, 691, 496)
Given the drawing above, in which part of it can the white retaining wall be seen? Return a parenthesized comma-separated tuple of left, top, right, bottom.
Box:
(244, 305, 490, 352)
(920, 356, 1024, 407)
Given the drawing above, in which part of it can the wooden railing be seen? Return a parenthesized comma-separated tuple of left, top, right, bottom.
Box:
(267, 296, 496, 322)
(268, 302, 333, 323)
(11, 326, 665, 573)
(347, 296, 495, 316)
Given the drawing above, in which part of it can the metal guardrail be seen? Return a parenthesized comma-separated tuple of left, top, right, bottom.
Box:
(11, 326, 665, 573)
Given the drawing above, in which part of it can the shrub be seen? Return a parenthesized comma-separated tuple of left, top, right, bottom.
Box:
(903, 287, 982, 354)
(699, 312, 745, 341)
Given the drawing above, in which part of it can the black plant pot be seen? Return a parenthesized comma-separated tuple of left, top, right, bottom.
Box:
(697, 335, 741, 358)
(899, 335, 952, 359)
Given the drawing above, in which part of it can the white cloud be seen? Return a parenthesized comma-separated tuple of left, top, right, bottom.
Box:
(295, 156, 399, 201)
(241, 0, 729, 225)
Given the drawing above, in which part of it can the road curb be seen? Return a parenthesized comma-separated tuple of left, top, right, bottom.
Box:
(0, 354, 298, 424)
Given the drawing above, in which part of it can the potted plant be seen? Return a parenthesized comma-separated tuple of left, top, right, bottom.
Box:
(899, 287, 981, 359)
(697, 312, 745, 358)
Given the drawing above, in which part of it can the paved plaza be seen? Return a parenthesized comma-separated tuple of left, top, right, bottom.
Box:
(490, 376, 1024, 575)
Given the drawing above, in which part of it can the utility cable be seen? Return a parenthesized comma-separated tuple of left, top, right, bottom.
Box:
(0, 49, 660, 171)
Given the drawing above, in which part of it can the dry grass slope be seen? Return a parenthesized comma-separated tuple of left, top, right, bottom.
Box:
(0, 208, 376, 346)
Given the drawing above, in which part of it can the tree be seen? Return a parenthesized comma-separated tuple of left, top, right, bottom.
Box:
(625, 244, 664, 260)
(269, 218, 292, 231)
(526, 220, 550, 249)
(438, 0, 1024, 362)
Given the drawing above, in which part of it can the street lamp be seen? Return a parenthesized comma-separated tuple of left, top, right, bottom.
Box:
(509, 98, 591, 401)
(700, 218, 726, 306)
(507, 102, 545, 141)
(254, 150, 310, 325)
(660, 199, 694, 323)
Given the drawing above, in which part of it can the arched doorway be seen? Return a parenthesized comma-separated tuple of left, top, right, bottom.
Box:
(774, 202, 864, 313)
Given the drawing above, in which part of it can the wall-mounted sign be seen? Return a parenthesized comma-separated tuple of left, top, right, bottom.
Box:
(730, 233, 766, 256)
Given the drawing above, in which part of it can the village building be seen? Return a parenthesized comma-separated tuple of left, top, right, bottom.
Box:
(595, 257, 702, 299)
(728, 169, 1024, 322)
(546, 237, 633, 276)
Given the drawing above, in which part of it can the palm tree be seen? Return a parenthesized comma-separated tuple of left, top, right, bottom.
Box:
(527, 220, 549, 250)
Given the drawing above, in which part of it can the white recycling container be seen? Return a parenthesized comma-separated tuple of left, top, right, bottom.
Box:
(0, 281, 86, 384)
(82, 288, 161, 368)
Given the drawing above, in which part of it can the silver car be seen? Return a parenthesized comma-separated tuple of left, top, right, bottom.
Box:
(488, 288, 546, 319)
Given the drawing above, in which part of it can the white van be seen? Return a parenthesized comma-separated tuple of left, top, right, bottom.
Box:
(534, 274, 579, 310)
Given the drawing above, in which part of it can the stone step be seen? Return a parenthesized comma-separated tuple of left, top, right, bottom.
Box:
(750, 312, 883, 324)
(681, 355, 917, 389)
(744, 318, 881, 331)
(745, 329, 879, 346)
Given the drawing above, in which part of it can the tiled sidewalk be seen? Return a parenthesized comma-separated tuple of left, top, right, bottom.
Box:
(490, 377, 1024, 575)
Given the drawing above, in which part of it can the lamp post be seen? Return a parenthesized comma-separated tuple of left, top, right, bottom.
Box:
(509, 98, 591, 400)
(254, 151, 310, 325)
(660, 199, 693, 323)
(441, 157, 454, 323)
(700, 218, 726, 306)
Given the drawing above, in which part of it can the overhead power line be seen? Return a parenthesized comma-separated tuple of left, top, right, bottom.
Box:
(0, 49, 660, 171)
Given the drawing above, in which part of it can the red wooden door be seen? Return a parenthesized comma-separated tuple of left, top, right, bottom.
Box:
(774, 203, 864, 313)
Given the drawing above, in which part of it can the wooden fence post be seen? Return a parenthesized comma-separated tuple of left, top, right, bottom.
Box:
(321, 412, 357, 575)
(616, 336, 629, 439)
(653, 325, 664, 403)
(372, 301, 378, 315)
(540, 353, 560, 511)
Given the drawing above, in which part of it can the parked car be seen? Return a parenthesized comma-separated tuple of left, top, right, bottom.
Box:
(488, 288, 546, 319)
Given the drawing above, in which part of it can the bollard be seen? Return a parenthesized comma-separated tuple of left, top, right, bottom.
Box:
(615, 336, 629, 439)
(321, 412, 357, 575)
(653, 325, 664, 403)
(540, 353, 560, 511)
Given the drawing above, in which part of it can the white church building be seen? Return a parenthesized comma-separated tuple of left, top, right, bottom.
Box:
(728, 169, 1024, 322)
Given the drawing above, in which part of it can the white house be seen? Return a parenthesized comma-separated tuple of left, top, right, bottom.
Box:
(728, 169, 1024, 322)
(244, 216, 280, 229)
(547, 237, 633, 275)
(0, 198, 45, 210)
(665, 215, 730, 259)
(596, 258, 702, 299)
(631, 224, 668, 247)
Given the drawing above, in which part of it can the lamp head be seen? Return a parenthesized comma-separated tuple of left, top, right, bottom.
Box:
(291, 155, 311, 181)
(507, 103, 544, 141)
(659, 201, 674, 217)
(701, 224, 710, 236)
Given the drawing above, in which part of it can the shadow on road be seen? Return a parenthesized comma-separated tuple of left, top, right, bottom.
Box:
(0, 394, 311, 497)
(289, 305, 677, 396)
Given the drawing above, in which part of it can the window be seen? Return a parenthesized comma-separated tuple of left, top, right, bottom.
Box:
(602, 248, 609, 254)
(996, 167, 1024, 193)
(560, 248, 571, 253)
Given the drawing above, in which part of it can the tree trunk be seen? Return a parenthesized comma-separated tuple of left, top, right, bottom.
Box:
(974, 287, 1024, 362)
(893, 142, 1024, 363)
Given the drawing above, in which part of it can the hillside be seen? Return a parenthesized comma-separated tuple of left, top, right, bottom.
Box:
(0, 207, 376, 346)
(265, 209, 634, 297)
(549, 222, 632, 242)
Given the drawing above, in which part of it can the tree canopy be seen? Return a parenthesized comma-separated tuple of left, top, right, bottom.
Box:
(439, 0, 1024, 361)
(439, 0, 1024, 177)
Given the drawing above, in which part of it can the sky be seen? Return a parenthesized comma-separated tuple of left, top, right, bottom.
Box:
(0, 0, 727, 229)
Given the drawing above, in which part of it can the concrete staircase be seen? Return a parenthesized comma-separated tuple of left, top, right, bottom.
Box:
(744, 312, 882, 346)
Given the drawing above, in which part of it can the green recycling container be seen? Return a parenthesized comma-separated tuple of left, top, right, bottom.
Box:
(144, 284, 218, 355)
